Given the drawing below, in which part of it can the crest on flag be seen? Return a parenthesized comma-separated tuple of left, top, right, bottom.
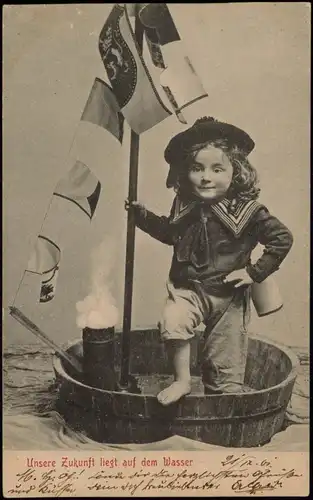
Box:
(40, 265, 60, 303)
(99, 4, 171, 134)
(99, 5, 137, 109)
(27, 235, 61, 304)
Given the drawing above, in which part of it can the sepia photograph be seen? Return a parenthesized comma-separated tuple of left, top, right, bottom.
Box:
(3, 3, 310, 496)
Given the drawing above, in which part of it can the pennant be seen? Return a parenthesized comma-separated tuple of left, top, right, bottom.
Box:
(81, 78, 124, 144)
(54, 161, 101, 220)
(98, 4, 172, 134)
(27, 235, 61, 303)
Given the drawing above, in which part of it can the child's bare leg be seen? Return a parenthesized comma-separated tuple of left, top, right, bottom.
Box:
(157, 340, 191, 405)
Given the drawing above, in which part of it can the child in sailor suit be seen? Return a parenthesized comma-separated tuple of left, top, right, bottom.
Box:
(126, 117, 293, 406)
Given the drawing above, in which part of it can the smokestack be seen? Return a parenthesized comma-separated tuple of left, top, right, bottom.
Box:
(82, 326, 116, 390)
(77, 238, 119, 390)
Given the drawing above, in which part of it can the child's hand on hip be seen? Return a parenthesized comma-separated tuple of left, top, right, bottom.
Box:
(224, 269, 254, 288)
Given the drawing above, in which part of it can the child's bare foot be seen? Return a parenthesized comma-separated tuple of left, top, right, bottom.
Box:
(157, 380, 191, 406)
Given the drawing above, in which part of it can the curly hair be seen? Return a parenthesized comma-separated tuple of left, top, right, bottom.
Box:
(172, 138, 260, 202)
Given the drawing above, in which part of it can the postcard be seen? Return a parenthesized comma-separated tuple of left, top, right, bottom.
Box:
(3, 3, 310, 497)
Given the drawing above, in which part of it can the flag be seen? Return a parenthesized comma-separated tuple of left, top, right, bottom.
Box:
(81, 78, 124, 144)
(16, 33, 129, 308)
(24, 157, 102, 305)
(54, 161, 101, 220)
(127, 3, 180, 69)
(159, 53, 208, 124)
(70, 78, 124, 186)
(126, 4, 165, 69)
(138, 4, 180, 48)
(137, 3, 208, 124)
(27, 235, 61, 303)
(99, 4, 172, 134)
(144, 30, 166, 69)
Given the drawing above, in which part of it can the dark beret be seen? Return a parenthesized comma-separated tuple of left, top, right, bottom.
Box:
(164, 117, 255, 187)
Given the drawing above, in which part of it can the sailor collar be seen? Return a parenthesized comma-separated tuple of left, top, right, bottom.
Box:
(169, 195, 262, 238)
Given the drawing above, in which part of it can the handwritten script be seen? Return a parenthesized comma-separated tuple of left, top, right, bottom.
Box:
(5, 453, 304, 497)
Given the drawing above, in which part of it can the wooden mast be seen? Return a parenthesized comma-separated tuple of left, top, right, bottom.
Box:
(119, 11, 144, 390)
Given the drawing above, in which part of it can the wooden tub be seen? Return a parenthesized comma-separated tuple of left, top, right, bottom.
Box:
(53, 329, 298, 447)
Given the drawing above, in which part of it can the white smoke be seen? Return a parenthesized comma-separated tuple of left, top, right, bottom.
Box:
(76, 239, 119, 329)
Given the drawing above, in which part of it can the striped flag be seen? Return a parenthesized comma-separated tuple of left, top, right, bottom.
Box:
(70, 78, 124, 186)
(54, 161, 101, 220)
(99, 4, 172, 134)
(27, 235, 61, 303)
(81, 78, 124, 144)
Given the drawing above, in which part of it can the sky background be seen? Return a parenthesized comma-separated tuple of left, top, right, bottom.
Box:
(3, 3, 310, 349)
